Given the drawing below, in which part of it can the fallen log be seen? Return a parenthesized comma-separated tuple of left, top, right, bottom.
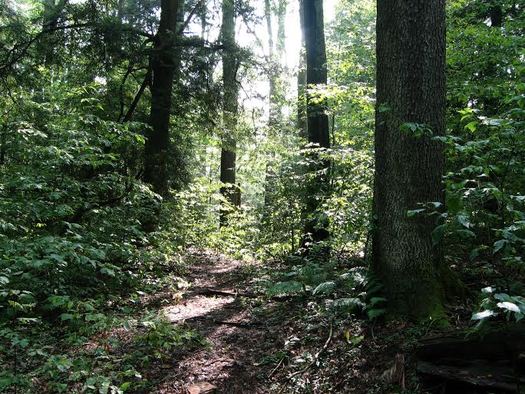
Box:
(415, 324, 525, 393)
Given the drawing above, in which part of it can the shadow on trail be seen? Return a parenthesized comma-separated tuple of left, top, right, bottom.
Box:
(152, 250, 300, 394)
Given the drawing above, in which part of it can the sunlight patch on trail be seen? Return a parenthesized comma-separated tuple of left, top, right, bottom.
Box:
(163, 295, 236, 323)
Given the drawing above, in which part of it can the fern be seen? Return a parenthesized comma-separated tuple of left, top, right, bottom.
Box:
(312, 281, 337, 296)
(266, 281, 304, 297)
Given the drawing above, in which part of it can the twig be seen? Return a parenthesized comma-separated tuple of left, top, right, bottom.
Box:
(118, 59, 136, 121)
(197, 288, 258, 298)
(0, 23, 89, 75)
(211, 320, 260, 329)
(268, 356, 285, 378)
(176, 0, 207, 35)
(279, 322, 334, 393)
(196, 288, 300, 302)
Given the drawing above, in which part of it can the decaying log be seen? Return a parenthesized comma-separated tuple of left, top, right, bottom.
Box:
(415, 324, 525, 393)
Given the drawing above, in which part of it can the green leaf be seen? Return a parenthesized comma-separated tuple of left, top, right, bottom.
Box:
(407, 209, 426, 218)
(497, 302, 520, 313)
(464, 121, 477, 132)
(60, 313, 74, 321)
(494, 293, 512, 302)
(432, 224, 446, 246)
(312, 281, 336, 295)
(100, 267, 115, 277)
(481, 286, 494, 294)
(333, 297, 364, 310)
(457, 215, 471, 228)
(367, 308, 386, 320)
(493, 240, 507, 254)
(266, 281, 303, 297)
(472, 310, 496, 320)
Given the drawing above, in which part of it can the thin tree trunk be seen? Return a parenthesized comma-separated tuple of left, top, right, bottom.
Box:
(40, 0, 67, 65)
(0, 123, 6, 166)
(219, 0, 240, 226)
(301, 0, 330, 249)
(144, 0, 180, 196)
(262, 0, 288, 226)
(373, 0, 446, 319)
(276, 0, 287, 60)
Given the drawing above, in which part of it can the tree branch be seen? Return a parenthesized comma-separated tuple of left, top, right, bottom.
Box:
(0, 23, 90, 75)
(0, 22, 153, 76)
(176, 0, 208, 35)
(121, 66, 152, 123)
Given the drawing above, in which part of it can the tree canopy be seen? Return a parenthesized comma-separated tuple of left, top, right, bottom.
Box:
(0, 0, 524, 392)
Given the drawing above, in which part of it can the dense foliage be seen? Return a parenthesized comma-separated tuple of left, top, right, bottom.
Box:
(0, 0, 523, 392)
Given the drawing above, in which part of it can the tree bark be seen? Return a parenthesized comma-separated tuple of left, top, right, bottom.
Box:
(490, 3, 503, 27)
(219, 0, 240, 226)
(143, 0, 181, 196)
(262, 0, 288, 225)
(265, 0, 278, 125)
(297, 1, 307, 137)
(373, 0, 446, 319)
(40, 0, 67, 65)
(301, 0, 330, 249)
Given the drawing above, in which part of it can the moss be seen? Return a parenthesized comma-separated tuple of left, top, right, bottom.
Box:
(383, 275, 450, 326)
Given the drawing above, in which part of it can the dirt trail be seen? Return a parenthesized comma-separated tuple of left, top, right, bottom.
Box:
(153, 250, 283, 393)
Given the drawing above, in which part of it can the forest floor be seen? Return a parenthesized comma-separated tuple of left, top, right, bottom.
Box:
(146, 249, 408, 394)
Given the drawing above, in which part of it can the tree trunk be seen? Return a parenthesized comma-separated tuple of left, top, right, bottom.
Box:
(265, 0, 278, 125)
(373, 0, 446, 319)
(219, 0, 240, 226)
(301, 0, 330, 249)
(276, 0, 287, 59)
(262, 0, 288, 226)
(144, 0, 180, 196)
(40, 0, 67, 65)
(490, 4, 503, 27)
(297, 1, 307, 137)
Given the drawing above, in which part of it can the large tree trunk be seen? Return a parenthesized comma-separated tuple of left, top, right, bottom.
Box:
(297, 1, 307, 137)
(219, 0, 240, 226)
(301, 0, 330, 249)
(144, 0, 180, 196)
(373, 0, 446, 319)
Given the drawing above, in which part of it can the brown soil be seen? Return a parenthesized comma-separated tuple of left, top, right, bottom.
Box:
(152, 250, 285, 393)
(148, 250, 406, 394)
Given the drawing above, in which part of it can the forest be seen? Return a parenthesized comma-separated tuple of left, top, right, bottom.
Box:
(0, 0, 524, 392)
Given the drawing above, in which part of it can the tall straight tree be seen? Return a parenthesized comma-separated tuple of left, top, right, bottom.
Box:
(40, 0, 67, 65)
(301, 0, 330, 248)
(219, 0, 240, 226)
(264, 0, 287, 125)
(373, 0, 446, 318)
(262, 0, 287, 225)
(297, 1, 307, 136)
(144, 0, 181, 196)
